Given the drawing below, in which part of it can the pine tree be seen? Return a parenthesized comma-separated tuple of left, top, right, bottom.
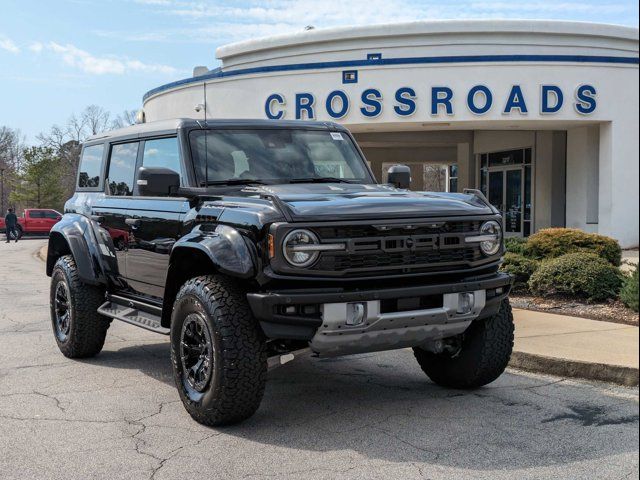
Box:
(10, 147, 65, 211)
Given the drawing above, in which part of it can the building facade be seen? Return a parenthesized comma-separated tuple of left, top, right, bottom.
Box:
(142, 20, 640, 247)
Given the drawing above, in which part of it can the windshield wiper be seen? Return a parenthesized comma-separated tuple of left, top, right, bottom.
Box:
(204, 179, 267, 186)
(288, 177, 353, 184)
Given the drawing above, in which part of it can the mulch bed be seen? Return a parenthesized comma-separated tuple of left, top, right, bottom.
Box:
(510, 293, 638, 326)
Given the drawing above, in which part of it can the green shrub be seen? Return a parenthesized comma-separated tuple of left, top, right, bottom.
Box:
(505, 237, 528, 255)
(620, 264, 639, 312)
(524, 228, 622, 266)
(500, 253, 539, 291)
(528, 252, 623, 301)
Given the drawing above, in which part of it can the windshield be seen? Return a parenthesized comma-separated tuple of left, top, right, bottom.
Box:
(189, 129, 373, 185)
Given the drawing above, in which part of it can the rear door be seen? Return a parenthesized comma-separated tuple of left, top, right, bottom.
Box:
(91, 140, 140, 280)
(124, 136, 189, 299)
(26, 210, 46, 232)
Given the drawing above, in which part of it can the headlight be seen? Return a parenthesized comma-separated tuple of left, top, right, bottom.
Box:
(283, 229, 321, 267)
(478, 220, 502, 256)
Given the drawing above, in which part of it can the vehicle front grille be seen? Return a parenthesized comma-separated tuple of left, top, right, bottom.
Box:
(306, 220, 488, 277)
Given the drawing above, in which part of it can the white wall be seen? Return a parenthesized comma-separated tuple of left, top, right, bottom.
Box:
(566, 126, 600, 233)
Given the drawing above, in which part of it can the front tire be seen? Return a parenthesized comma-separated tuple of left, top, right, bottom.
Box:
(170, 275, 267, 426)
(413, 299, 514, 388)
(50, 255, 110, 358)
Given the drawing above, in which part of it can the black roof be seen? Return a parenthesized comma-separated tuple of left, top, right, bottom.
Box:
(86, 118, 348, 143)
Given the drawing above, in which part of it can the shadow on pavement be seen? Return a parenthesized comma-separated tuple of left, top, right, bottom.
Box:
(87, 341, 639, 472)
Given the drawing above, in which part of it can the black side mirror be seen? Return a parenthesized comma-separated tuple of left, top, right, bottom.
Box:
(137, 167, 180, 197)
(387, 165, 411, 189)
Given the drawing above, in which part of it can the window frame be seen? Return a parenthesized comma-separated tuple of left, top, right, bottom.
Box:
(76, 142, 107, 192)
(186, 127, 376, 186)
(136, 135, 184, 194)
(105, 140, 142, 197)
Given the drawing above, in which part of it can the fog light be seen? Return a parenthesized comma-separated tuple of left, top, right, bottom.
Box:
(346, 302, 366, 325)
(457, 293, 475, 314)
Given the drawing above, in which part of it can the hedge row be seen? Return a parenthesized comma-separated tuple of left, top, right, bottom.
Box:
(504, 228, 622, 266)
(500, 228, 631, 303)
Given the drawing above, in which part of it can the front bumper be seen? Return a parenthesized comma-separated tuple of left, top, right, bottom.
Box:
(247, 272, 513, 355)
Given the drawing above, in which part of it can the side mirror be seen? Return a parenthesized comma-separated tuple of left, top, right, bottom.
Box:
(387, 165, 411, 189)
(137, 167, 180, 197)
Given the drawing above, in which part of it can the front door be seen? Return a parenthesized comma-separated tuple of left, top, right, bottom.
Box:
(480, 148, 533, 238)
(124, 136, 188, 300)
(487, 168, 524, 237)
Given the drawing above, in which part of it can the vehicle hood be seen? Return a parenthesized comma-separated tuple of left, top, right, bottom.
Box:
(254, 183, 495, 220)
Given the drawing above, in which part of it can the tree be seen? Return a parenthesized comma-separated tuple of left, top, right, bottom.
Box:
(111, 109, 139, 129)
(10, 147, 65, 210)
(0, 126, 25, 213)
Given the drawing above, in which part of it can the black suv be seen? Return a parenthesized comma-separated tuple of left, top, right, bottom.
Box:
(46, 119, 513, 426)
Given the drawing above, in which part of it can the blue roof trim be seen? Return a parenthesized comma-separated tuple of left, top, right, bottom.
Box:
(143, 54, 640, 102)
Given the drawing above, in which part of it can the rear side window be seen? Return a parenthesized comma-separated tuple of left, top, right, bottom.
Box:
(29, 210, 44, 218)
(108, 142, 139, 196)
(142, 137, 183, 185)
(78, 144, 104, 188)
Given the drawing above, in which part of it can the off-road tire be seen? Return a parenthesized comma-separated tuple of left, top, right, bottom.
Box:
(50, 255, 110, 358)
(413, 299, 514, 388)
(170, 275, 267, 426)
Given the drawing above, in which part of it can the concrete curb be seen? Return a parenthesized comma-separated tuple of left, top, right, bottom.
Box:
(510, 351, 639, 387)
(36, 245, 47, 262)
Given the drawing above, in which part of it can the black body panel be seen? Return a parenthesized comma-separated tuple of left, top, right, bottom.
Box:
(48, 118, 512, 344)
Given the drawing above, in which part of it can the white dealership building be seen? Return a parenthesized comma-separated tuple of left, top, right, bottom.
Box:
(141, 20, 639, 247)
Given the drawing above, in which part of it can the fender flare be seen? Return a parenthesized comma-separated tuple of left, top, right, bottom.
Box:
(170, 224, 256, 279)
(47, 214, 107, 286)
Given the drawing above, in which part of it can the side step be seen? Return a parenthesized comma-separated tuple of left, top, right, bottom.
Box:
(98, 299, 169, 335)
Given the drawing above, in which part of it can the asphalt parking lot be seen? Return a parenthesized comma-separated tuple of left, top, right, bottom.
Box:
(0, 239, 638, 480)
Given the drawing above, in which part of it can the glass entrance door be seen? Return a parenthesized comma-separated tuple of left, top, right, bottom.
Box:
(504, 168, 522, 235)
(486, 167, 525, 237)
(480, 148, 533, 238)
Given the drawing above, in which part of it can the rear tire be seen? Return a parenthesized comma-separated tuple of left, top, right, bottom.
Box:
(50, 255, 110, 358)
(170, 275, 267, 426)
(413, 299, 514, 388)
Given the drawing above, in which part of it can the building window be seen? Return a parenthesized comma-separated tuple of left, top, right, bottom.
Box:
(448, 164, 458, 192)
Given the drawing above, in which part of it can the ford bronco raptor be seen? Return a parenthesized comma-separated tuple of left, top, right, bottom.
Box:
(47, 119, 513, 426)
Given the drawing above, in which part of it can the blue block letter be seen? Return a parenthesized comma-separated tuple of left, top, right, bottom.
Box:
(360, 88, 382, 117)
(504, 85, 528, 114)
(575, 85, 597, 114)
(265, 93, 285, 119)
(394, 87, 416, 116)
(325, 90, 349, 119)
(295, 93, 315, 120)
(541, 85, 564, 114)
(431, 86, 453, 115)
(467, 85, 493, 115)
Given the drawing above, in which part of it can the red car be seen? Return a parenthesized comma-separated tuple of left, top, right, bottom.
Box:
(1, 208, 62, 238)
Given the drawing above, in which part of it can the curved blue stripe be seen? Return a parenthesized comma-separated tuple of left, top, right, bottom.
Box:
(143, 54, 640, 102)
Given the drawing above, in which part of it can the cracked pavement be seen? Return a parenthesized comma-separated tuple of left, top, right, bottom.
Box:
(0, 239, 638, 479)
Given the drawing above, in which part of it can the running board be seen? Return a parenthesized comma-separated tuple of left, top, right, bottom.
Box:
(98, 301, 169, 335)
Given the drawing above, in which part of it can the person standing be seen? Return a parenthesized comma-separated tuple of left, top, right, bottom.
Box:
(4, 208, 19, 243)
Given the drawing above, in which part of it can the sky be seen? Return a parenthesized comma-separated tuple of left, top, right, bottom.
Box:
(1, 0, 638, 142)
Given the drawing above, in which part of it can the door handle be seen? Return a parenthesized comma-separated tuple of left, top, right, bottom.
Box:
(125, 218, 141, 228)
(91, 215, 104, 224)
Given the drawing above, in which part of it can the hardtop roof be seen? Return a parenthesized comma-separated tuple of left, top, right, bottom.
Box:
(85, 118, 347, 143)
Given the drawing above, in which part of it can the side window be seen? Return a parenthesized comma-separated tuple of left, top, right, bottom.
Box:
(44, 210, 60, 219)
(108, 142, 139, 196)
(142, 137, 183, 185)
(78, 144, 104, 188)
(29, 210, 44, 218)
